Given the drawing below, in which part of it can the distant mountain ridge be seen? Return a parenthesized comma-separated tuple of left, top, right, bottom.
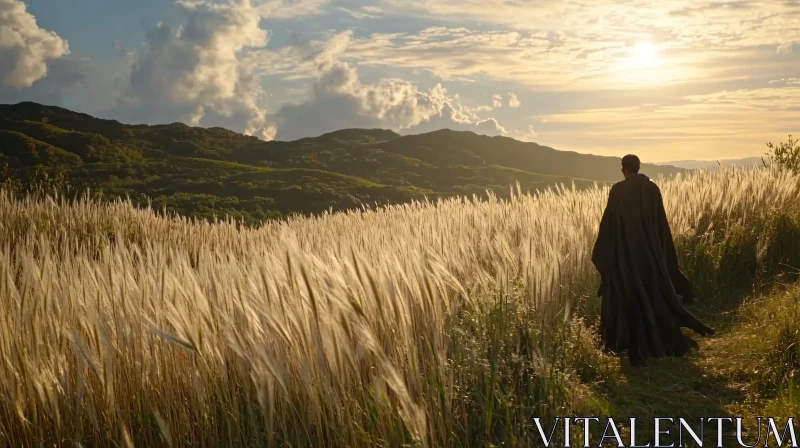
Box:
(0, 102, 687, 222)
(656, 157, 763, 170)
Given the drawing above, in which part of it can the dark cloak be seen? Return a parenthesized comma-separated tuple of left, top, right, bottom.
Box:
(591, 173, 714, 363)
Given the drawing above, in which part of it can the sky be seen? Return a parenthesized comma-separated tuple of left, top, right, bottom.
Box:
(0, 0, 798, 162)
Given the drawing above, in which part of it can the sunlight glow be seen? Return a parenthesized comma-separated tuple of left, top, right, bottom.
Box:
(634, 41, 657, 67)
(609, 39, 684, 87)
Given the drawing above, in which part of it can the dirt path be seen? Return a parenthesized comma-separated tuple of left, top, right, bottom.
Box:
(594, 299, 769, 447)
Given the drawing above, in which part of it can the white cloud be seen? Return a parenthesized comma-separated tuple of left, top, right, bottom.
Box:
(0, 56, 90, 105)
(379, 0, 799, 52)
(508, 124, 537, 141)
(769, 78, 800, 85)
(337, 6, 382, 19)
(362, 6, 383, 14)
(0, 0, 70, 89)
(508, 92, 521, 107)
(342, 0, 800, 91)
(270, 31, 510, 140)
(342, 28, 693, 90)
(769, 77, 800, 85)
(777, 42, 794, 54)
(112, 0, 274, 139)
(404, 101, 507, 136)
(253, 0, 330, 19)
(492, 94, 502, 107)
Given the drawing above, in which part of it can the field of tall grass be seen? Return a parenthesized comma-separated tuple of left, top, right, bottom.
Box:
(1, 167, 800, 447)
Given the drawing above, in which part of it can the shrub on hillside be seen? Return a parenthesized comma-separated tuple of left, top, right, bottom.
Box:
(762, 135, 800, 173)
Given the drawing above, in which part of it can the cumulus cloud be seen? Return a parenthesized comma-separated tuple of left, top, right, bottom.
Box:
(111, 0, 274, 139)
(0, 56, 90, 105)
(270, 31, 510, 140)
(404, 101, 507, 136)
(508, 92, 521, 107)
(0, 0, 70, 89)
(492, 94, 502, 108)
(509, 124, 537, 141)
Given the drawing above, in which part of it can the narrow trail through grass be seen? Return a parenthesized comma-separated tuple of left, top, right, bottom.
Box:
(591, 291, 780, 447)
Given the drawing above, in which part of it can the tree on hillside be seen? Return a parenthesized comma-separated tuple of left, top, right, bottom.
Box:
(1, 163, 22, 192)
(762, 135, 800, 173)
(1, 163, 71, 197)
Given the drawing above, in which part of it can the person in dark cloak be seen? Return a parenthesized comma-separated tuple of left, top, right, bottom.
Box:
(591, 154, 715, 366)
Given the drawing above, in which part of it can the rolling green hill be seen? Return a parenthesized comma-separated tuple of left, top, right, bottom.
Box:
(0, 102, 686, 223)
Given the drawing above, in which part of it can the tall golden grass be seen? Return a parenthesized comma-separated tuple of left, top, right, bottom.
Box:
(0, 167, 798, 447)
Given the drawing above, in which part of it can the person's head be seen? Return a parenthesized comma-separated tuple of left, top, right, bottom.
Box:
(621, 154, 640, 177)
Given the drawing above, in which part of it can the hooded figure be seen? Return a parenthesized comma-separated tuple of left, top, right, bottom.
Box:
(591, 154, 715, 365)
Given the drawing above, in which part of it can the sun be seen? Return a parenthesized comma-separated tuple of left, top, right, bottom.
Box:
(616, 39, 670, 86)
(615, 39, 692, 87)
(634, 41, 658, 67)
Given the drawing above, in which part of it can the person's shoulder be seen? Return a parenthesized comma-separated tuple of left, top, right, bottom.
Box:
(639, 178, 665, 201)
(610, 177, 636, 190)
(642, 177, 661, 192)
(608, 181, 622, 196)
(610, 179, 626, 189)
